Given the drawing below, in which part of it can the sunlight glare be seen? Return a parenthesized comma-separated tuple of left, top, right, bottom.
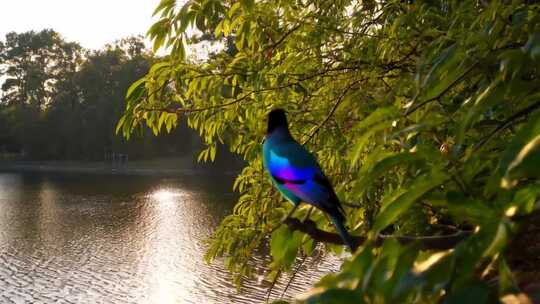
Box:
(149, 189, 189, 210)
(152, 189, 178, 201)
(142, 187, 195, 303)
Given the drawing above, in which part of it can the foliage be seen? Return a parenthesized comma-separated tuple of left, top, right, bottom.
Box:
(118, 0, 540, 302)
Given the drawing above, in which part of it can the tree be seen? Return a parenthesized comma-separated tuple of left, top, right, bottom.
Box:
(118, 0, 540, 302)
(47, 37, 154, 160)
(0, 32, 201, 161)
(0, 29, 83, 157)
(0, 29, 82, 108)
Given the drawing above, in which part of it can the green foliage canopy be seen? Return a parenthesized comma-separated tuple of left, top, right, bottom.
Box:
(119, 0, 540, 302)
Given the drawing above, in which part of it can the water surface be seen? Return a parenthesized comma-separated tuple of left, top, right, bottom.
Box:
(0, 172, 338, 303)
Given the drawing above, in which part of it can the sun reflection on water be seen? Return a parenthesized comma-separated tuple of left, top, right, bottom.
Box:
(149, 189, 190, 209)
(144, 187, 195, 303)
(151, 189, 182, 201)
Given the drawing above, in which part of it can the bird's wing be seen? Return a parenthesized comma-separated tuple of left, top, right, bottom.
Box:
(312, 173, 345, 215)
(266, 142, 343, 211)
(263, 138, 347, 236)
(266, 141, 320, 184)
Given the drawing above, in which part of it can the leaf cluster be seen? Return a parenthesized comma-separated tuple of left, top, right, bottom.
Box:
(119, 0, 540, 302)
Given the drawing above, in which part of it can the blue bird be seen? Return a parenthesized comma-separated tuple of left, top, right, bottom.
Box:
(262, 109, 355, 251)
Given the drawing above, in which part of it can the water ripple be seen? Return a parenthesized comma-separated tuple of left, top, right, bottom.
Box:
(0, 173, 340, 303)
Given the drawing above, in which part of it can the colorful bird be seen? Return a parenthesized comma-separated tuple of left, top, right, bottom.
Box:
(262, 108, 355, 250)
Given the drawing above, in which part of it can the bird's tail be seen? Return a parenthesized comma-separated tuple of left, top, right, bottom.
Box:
(329, 214, 356, 252)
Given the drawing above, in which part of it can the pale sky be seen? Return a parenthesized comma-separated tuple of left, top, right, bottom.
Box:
(0, 0, 160, 50)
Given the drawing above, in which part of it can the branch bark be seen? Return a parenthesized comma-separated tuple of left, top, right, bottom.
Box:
(283, 218, 472, 251)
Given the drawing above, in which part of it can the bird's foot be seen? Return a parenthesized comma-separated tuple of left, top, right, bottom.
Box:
(301, 206, 314, 223)
(281, 204, 300, 223)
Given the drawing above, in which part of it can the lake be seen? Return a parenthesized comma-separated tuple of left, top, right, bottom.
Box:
(0, 172, 339, 303)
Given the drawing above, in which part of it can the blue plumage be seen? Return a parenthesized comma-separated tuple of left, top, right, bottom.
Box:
(262, 109, 355, 251)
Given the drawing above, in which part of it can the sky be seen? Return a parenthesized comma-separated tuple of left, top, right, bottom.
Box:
(0, 0, 160, 50)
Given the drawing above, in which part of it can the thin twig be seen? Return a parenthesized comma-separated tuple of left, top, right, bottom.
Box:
(280, 255, 307, 299)
(265, 268, 282, 303)
(263, 25, 301, 52)
(405, 63, 477, 116)
(139, 78, 313, 115)
(303, 78, 366, 144)
(473, 100, 540, 151)
(141, 97, 245, 114)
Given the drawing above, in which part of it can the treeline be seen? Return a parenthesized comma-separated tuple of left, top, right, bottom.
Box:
(0, 30, 197, 161)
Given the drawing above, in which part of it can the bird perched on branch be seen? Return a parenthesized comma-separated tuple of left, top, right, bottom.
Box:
(262, 108, 355, 251)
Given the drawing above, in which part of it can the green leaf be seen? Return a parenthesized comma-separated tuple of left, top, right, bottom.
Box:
(355, 106, 398, 132)
(157, 112, 167, 133)
(452, 220, 507, 286)
(527, 33, 540, 61)
(152, 0, 175, 17)
(502, 134, 540, 188)
(353, 152, 425, 197)
(125, 77, 146, 100)
(302, 236, 316, 256)
(115, 115, 127, 135)
(487, 111, 540, 194)
(240, 0, 255, 11)
(482, 220, 509, 258)
(373, 170, 448, 232)
(458, 81, 505, 145)
(498, 258, 518, 296)
(210, 144, 216, 161)
(442, 280, 492, 304)
(350, 121, 391, 165)
(418, 44, 472, 102)
(417, 252, 455, 292)
(149, 61, 171, 74)
(299, 288, 363, 304)
(512, 185, 540, 214)
(270, 226, 303, 270)
(446, 192, 496, 225)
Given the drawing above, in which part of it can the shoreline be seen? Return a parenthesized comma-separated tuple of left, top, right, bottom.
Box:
(0, 160, 240, 177)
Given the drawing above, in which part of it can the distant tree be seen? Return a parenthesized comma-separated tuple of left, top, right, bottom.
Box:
(0, 32, 201, 160)
(47, 37, 153, 159)
(0, 104, 18, 154)
(0, 29, 82, 108)
(0, 30, 82, 157)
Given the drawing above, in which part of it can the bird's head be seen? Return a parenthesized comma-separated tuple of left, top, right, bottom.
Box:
(267, 108, 289, 134)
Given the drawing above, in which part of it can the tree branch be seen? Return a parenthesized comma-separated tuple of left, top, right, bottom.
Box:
(283, 218, 472, 251)
(302, 78, 366, 144)
(139, 79, 307, 115)
(473, 100, 540, 151)
(263, 25, 301, 52)
(405, 62, 477, 116)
